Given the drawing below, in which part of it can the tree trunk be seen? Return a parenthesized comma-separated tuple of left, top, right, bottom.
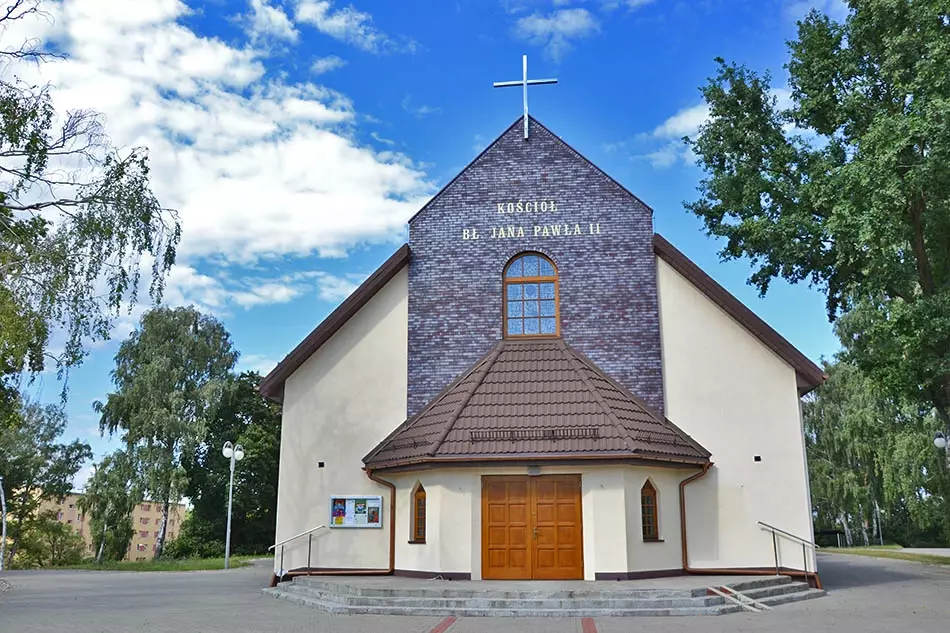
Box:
(907, 195, 936, 296)
(96, 521, 107, 564)
(874, 500, 884, 546)
(0, 476, 7, 572)
(871, 499, 879, 541)
(839, 512, 853, 547)
(155, 491, 170, 559)
(859, 504, 870, 546)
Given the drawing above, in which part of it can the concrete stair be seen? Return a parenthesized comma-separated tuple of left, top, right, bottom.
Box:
(262, 574, 825, 617)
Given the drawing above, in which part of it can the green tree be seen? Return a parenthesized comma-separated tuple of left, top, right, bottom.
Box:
(0, 0, 180, 413)
(96, 307, 238, 558)
(804, 361, 888, 545)
(174, 372, 281, 557)
(14, 509, 86, 568)
(685, 1, 950, 427)
(77, 449, 140, 563)
(804, 358, 950, 545)
(0, 400, 91, 567)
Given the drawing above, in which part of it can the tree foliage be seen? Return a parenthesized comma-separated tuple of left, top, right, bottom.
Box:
(0, 0, 180, 412)
(805, 359, 950, 545)
(0, 399, 90, 567)
(96, 306, 238, 558)
(170, 372, 281, 558)
(13, 509, 85, 568)
(77, 449, 139, 563)
(686, 0, 950, 424)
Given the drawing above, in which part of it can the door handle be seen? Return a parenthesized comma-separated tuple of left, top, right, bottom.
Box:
(533, 527, 539, 540)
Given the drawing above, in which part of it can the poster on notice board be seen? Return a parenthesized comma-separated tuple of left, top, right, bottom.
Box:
(329, 495, 383, 528)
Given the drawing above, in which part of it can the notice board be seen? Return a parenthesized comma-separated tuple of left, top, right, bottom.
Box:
(329, 495, 383, 528)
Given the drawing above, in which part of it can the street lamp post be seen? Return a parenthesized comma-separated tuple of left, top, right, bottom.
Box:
(222, 441, 244, 570)
(931, 407, 950, 468)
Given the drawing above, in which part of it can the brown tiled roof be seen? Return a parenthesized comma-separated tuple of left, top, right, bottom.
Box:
(362, 339, 711, 471)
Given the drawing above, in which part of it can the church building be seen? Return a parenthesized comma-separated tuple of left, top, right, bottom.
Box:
(261, 115, 825, 584)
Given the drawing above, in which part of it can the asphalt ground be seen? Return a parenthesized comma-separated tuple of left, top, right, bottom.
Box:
(1, 553, 948, 632)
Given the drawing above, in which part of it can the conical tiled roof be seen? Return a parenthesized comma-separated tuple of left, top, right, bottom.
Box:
(363, 339, 710, 471)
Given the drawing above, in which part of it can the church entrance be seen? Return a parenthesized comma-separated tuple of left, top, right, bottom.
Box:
(481, 475, 584, 580)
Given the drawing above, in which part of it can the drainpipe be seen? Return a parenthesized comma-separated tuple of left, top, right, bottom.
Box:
(678, 462, 822, 589)
(679, 463, 711, 570)
(269, 468, 396, 586)
(365, 468, 397, 574)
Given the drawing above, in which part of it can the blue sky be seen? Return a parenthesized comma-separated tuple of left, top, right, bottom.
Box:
(10, 0, 847, 483)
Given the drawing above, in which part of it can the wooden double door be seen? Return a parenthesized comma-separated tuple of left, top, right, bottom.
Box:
(481, 475, 584, 580)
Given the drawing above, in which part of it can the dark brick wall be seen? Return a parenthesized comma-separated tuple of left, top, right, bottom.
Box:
(407, 117, 664, 417)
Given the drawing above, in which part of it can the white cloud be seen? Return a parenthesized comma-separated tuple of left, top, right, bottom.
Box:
(72, 463, 95, 491)
(2, 1, 434, 267)
(311, 54, 346, 74)
(244, 0, 299, 43)
(784, 0, 849, 22)
(162, 264, 361, 313)
(651, 103, 710, 139)
(401, 94, 441, 118)
(601, 0, 656, 9)
(642, 88, 805, 168)
(238, 353, 279, 375)
(371, 131, 395, 146)
(295, 0, 412, 52)
(513, 8, 599, 61)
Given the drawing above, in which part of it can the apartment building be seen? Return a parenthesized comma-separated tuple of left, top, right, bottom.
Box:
(47, 493, 186, 560)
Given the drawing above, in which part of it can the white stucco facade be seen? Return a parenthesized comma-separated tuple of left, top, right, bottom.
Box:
(656, 256, 817, 573)
(270, 255, 817, 580)
(388, 465, 692, 580)
(273, 268, 408, 574)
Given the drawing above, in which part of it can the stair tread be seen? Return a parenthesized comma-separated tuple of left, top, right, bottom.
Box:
(262, 575, 824, 617)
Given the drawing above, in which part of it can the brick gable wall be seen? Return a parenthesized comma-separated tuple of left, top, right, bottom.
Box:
(407, 119, 664, 417)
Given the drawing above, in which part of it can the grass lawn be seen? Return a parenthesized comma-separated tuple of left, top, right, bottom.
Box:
(62, 555, 257, 572)
(824, 547, 950, 565)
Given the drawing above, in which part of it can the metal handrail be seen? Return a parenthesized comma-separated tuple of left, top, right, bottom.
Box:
(269, 525, 329, 580)
(758, 521, 819, 586)
(757, 521, 819, 549)
(268, 524, 328, 551)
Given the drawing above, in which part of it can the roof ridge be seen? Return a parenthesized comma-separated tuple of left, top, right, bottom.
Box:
(425, 341, 506, 457)
(408, 115, 655, 225)
(565, 342, 712, 459)
(556, 339, 638, 453)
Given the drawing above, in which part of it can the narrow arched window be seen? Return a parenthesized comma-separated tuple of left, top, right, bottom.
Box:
(410, 483, 426, 543)
(504, 253, 558, 337)
(641, 480, 659, 541)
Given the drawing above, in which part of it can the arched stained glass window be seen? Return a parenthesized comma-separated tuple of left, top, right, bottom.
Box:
(410, 482, 426, 543)
(641, 480, 659, 541)
(504, 253, 559, 337)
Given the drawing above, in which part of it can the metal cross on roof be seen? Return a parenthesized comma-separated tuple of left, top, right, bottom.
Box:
(493, 54, 558, 140)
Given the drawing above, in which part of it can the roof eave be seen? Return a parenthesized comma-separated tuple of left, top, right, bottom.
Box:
(364, 451, 711, 473)
(259, 244, 411, 401)
(653, 233, 826, 393)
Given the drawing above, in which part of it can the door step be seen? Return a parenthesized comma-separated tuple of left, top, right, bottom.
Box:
(262, 574, 825, 617)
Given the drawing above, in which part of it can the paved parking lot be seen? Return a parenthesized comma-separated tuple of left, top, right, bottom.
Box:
(1, 554, 949, 633)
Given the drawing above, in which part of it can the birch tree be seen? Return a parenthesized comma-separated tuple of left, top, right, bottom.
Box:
(96, 307, 238, 558)
(0, 399, 90, 567)
(77, 449, 139, 563)
(0, 0, 180, 412)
